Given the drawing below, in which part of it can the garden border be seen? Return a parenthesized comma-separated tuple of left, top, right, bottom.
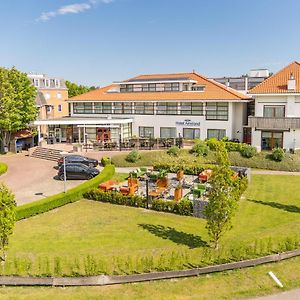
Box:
(0, 248, 299, 286)
(0, 162, 8, 176)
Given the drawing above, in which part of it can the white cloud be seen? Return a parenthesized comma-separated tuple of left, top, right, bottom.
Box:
(36, 0, 114, 22)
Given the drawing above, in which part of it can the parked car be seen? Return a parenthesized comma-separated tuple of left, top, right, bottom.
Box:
(57, 155, 98, 167)
(58, 163, 99, 180)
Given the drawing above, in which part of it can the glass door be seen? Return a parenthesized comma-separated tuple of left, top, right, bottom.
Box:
(261, 131, 283, 150)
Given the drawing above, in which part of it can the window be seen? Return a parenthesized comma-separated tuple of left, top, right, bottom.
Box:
(263, 106, 285, 118)
(156, 102, 178, 115)
(120, 84, 133, 92)
(57, 93, 62, 99)
(192, 85, 205, 91)
(45, 93, 51, 100)
(58, 104, 62, 112)
(33, 79, 39, 87)
(160, 127, 176, 138)
(183, 128, 200, 139)
(207, 129, 226, 140)
(46, 106, 52, 112)
(261, 131, 283, 150)
(44, 79, 50, 88)
(54, 79, 60, 88)
(164, 83, 179, 91)
(139, 127, 154, 138)
(73, 102, 92, 114)
(180, 102, 203, 115)
(206, 102, 228, 120)
(134, 102, 154, 114)
(94, 102, 112, 114)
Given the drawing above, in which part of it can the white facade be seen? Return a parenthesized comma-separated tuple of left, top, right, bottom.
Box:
(250, 93, 300, 151)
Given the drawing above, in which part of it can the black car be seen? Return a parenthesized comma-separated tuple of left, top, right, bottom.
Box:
(58, 163, 99, 180)
(57, 155, 98, 167)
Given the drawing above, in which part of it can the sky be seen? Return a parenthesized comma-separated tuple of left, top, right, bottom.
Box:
(1, 0, 300, 86)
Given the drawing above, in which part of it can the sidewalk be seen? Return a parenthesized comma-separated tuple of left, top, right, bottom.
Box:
(253, 288, 300, 300)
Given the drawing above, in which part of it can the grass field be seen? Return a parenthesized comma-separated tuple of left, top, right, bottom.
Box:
(0, 256, 300, 299)
(3, 174, 300, 277)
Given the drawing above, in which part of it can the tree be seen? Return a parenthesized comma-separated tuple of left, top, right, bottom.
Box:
(65, 80, 94, 98)
(204, 141, 247, 249)
(0, 183, 16, 263)
(0, 67, 37, 151)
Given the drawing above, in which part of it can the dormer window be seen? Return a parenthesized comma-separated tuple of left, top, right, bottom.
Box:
(192, 84, 205, 91)
(33, 79, 39, 87)
(44, 79, 50, 88)
(54, 79, 60, 88)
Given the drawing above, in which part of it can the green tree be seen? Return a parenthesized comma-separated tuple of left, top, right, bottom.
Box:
(0, 183, 16, 262)
(0, 67, 37, 151)
(65, 80, 93, 98)
(204, 141, 247, 249)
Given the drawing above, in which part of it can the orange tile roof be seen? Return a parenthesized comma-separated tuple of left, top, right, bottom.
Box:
(68, 72, 250, 102)
(250, 61, 300, 94)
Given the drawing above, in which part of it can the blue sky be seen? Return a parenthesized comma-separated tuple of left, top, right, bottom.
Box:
(0, 0, 300, 86)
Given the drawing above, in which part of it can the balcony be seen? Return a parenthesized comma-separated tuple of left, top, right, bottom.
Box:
(248, 116, 300, 130)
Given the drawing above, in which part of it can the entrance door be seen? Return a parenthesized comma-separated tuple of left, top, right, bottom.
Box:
(55, 128, 62, 143)
(261, 131, 283, 150)
(97, 128, 111, 142)
(66, 126, 73, 144)
(243, 127, 252, 144)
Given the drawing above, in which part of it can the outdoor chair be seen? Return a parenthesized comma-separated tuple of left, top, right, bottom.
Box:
(98, 180, 118, 192)
(199, 169, 213, 183)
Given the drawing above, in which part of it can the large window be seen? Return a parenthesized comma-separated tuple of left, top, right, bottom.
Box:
(139, 126, 154, 138)
(263, 105, 285, 118)
(114, 102, 133, 114)
(206, 102, 228, 120)
(183, 128, 200, 139)
(180, 102, 204, 115)
(160, 127, 176, 138)
(207, 129, 226, 140)
(261, 131, 283, 150)
(73, 102, 92, 114)
(156, 102, 178, 115)
(164, 83, 179, 91)
(134, 102, 154, 114)
(93, 102, 112, 114)
(120, 84, 133, 92)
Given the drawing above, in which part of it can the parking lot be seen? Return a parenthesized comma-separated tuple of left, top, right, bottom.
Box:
(0, 153, 87, 205)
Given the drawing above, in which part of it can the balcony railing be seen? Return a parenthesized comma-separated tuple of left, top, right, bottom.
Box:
(248, 116, 300, 130)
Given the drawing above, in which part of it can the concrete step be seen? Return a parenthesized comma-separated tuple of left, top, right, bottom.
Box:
(30, 147, 64, 162)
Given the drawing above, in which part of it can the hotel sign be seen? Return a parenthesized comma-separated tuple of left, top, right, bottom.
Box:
(175, 119, 200, 127)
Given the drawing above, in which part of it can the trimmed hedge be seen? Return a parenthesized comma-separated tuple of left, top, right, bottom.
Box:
(83, 189, 193, 216)
(153, 162, 216, 175)
(16, 165, 115, 221)
(0, 162, 8, 176)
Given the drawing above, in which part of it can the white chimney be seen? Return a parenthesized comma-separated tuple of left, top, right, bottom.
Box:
(288, 73, 296, 91)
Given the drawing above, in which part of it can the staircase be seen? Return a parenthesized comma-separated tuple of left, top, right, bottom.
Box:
(30, 146, 63, 162)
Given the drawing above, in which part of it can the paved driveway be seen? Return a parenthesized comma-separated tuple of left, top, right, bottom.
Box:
(0, 153, 86, 205)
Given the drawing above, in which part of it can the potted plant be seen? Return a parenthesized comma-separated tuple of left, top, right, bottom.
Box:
(174, 182, 183, 202)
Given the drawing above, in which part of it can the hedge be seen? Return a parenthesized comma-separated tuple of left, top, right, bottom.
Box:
(83, 189, 193, 216)
(153, 162, 216, 175)
(0, 162, 8, 176)
(16, 164, 115, 221)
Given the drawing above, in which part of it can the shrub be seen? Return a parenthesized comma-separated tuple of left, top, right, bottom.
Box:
(206, 138, 220, 151)
(153, 162, 215, 175)
(225, 142, 245, 152)
(0, 162, 8, 176)
(240, 144, 257, 158)
(16, 165, 115, 220)
(84, 189, 193, 216)
(167, 146, 180, 156)
(125, 150, 141, 163)
(271, 148, 285, 162)
(191, 140, 209, 156)
(101, 156, 111, 166)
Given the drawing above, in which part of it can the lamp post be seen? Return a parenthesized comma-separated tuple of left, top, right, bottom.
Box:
(149, 133, 152, 151)
(60, 151, 69, 193)
(145, 177, 149, 209)
(119, 133, 122, 152)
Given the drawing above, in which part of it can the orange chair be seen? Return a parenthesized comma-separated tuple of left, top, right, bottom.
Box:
(98, 180, 118, 192)
(199, 169, 212, 183)
(119, 177, 139, 196)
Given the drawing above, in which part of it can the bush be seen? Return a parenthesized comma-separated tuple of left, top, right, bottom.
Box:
(16, 165, 115, 220)
(125, 150, 141, 163)
(0, 162, 8, 176)
(225, 142, 245, 152)
(101, 156, 111, 166)
(153, 162, 215, 175)
(271, 148, 285, 162)
(167, 146, 180, 156)
(84, 189, 193, 216)
(240, 145, 257, 158)
(191, 140, 209, 156)
(206, 138, 219, 151)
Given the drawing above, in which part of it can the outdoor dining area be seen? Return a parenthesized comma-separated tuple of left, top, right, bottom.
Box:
(84, 137, 183, 151)
(98, 167, 215, 202)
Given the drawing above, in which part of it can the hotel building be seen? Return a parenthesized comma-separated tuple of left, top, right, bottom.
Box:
(248, 61, 300, 151)
(34, 72, 251, 144)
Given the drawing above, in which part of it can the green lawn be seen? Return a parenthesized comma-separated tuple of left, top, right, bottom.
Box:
(111, 149, 300, 172)
(1, 256, 300, 299)
(3, 174, 300, 277)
